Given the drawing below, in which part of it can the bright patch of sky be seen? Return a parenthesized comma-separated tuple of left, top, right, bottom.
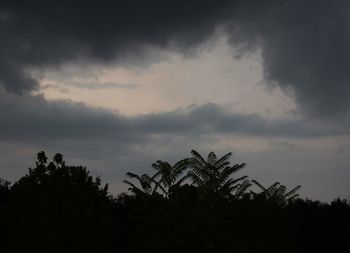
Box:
(39, 36, 296, 118)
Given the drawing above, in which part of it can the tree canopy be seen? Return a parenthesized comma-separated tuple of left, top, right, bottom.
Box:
(0, 150, 349, 252)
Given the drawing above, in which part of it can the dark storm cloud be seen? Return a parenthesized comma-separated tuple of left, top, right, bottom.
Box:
(0, 93, 133, 142)
(1, 0, 350, 115)
(133, 103, 350, 137)
(226, 0, 350, 116)
(0, 0, 231, 92)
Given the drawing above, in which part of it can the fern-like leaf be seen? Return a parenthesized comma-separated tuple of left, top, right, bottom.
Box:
(214, 152, 232, 169)
(283, 185, 301, 199)
(191, 150, 207, 168)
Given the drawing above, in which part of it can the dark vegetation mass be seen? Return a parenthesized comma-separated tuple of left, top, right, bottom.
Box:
(0, 151, 349, 252)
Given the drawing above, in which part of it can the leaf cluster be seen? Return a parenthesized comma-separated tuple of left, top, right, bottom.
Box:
(123, 150, 300, 204)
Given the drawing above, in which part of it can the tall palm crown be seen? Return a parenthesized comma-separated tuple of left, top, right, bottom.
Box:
(188, 150, 249, 197)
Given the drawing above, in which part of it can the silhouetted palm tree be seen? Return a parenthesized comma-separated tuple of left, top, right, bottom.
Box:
(187, 150, 248, 197)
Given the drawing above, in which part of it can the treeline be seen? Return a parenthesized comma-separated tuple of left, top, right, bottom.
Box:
(0, 151, 349, 252)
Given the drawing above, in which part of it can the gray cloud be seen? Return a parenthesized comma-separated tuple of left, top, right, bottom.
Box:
(42, 82, 139, 92)
(64, 82, 139, 90)
(41, 84, 70, 93)
(0, 93, 348, 145)
(0, 93, 133, 142)
(1, 1, 350, 116)
(133, 103, 350, 138)
(0, 0, 228, 92)
(226, 0, 350, 116)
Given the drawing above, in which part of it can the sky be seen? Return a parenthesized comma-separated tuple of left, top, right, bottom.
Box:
(1, 0, 350, 201)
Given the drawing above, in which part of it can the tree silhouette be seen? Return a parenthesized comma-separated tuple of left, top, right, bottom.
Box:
(151, 158, 190, 196)
(123, 172, 155, 196)
(251, 180, 301, 203)
(7, 151, 113, 251)
(0, 178, 10, 247)
(1, 150, 350, 252)
(0, 178, 10, 193)
(187, 150, 249, 198)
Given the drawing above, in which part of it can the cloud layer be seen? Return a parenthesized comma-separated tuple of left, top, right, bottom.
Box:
(1, 1, 350, 115)
(227, 0, 350, 116)
(1, 93, 348, 145)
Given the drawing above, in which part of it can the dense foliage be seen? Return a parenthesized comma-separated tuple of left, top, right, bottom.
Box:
(0, 151, 349, 252)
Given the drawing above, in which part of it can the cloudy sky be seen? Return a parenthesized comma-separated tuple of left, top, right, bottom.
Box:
(1, 0, 350, 201)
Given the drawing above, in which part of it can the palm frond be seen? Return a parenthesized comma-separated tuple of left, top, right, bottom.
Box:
(215, 161, 230, 171)
(152, 179, 167, 195)
(275, 185, 287, 197)
(123, 180, 144, 195)
(216, 164, 244, 187)
(191, 150, 207, 168)
(232, 175, 249, 184)
(140, 174, 152, 193)
(151, 170, 162, 180)
(234, 179, 251, 197)
(172, 158, 190, 170)
(190, 162, 211, 182)
(188, 171, 205, 186)
(286, 193, 300, 201)
(174, 174, 191, 186)
(265, 182, 280, 197)
(171, 158, 189, 183)
(214, 152, 232, 169)
(217, 166, 245, 186)
(122, 180, 137, 189)
(171, 167, 187, 184)
(220, 177, 242, 194)
(126, 172, 141, 180)
(283, 185, 301, 199)
(218, 180, 234, 195)
(251, 179, 266, 192)
(151, 160, 163, 171)
(231, 163, 246, 174)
